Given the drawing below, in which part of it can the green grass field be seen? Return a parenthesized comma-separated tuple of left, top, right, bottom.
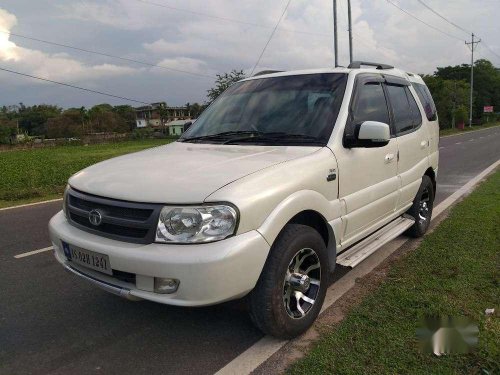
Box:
(439, 122, 500, 137)
(289, 171, 500, 375)
(0, 139, 171, 208)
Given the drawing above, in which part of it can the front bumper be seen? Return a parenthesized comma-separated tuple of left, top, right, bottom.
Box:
(49, 211, 270, 306)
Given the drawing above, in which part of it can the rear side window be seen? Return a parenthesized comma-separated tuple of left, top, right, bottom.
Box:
(351, 82, 390, 125)
(405, 87, 422, 128)
(412, 83, 437, 121)
(386, 85, 414, 134)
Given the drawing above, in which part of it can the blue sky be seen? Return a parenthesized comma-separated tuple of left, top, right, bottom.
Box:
(0, 0, 499, 108)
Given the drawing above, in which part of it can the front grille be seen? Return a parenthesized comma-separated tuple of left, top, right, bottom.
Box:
(66, 188, 162, 244)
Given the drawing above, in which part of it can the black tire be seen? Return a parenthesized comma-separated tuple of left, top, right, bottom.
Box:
(248, 224, 329, 339)
(405, 175, 434, 238)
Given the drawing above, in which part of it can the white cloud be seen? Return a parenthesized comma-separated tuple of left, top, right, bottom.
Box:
(0, 7, 138, 85)
(1, 0, 499, 107)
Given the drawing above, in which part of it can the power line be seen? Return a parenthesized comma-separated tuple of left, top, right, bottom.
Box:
(481, 41, 500, 60)
(250, 0, 292, 75)
(416, 0, 471, 35)
(133, 0, 331, 38)
(0, 66, 151, 105)
(384, 0, 465, 42)
(1, 30, 215, 79)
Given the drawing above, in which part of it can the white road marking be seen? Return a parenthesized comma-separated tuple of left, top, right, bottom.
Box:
(439, 147, 445, 150)
(215, 158, 500, 375)
(455, 142, 462, 145)
(469, 139, 475, 141)
(14, 246, 54, 259)
(0, 198, 62, 212)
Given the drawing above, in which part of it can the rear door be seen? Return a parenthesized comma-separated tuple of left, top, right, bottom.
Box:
(384, 78, 430, 209)
(338, 75, 399, 244)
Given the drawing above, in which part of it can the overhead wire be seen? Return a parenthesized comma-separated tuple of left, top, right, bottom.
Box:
(384, 0, 465, 41)
(0, 67, 151, 105)
(1, 30, 215, 79)
(416, 0, 471, 35)
(133, 0, 332, 38)
(250, 0, 292, 75)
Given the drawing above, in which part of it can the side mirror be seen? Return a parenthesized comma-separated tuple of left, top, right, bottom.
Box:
(348, 121, 391, 148)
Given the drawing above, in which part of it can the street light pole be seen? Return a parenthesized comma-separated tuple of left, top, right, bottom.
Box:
(333, 0, 338, 67)
(465, 33, 481, 128)
(347, 0, 353, 64)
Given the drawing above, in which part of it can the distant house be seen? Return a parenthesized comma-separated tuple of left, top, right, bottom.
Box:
(167, 119, 192, 136)
(135, 102, 191, 128)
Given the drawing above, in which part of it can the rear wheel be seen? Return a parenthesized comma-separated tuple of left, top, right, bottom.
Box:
(249, 224, 328, 339)
(406, 175, 434, 237)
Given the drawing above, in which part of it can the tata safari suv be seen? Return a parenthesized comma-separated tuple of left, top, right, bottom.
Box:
(49, 61, 439, 338)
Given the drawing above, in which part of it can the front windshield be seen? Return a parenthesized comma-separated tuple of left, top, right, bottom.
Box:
(180, 73, 347, 146)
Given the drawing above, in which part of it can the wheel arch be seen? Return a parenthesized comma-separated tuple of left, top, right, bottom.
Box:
(287, 210, 337, 272)
(424, 167, 436, 198)
(257, 190, 340, 273)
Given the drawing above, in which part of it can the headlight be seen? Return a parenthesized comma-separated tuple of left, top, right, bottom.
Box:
(155, 205, 238, 243)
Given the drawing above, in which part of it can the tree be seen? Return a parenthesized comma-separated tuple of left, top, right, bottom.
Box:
(206, 70, 246, 104)
(113, 105, 136, 131)
(423, 76, 469, 128)
(433, 59, 500, 120)
(16, 104, 62, 135)
(187, 102, 204, 118)
(46, 110, 84, 138)
(0, 119, 16, 144)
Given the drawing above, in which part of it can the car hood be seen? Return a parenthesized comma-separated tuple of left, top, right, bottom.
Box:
(69, 141, 321, 203)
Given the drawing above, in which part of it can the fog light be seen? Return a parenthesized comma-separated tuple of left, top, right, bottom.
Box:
(154, 277, 179, 294)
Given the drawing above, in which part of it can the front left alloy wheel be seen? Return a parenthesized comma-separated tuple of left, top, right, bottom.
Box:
(249, 224, 329, 338)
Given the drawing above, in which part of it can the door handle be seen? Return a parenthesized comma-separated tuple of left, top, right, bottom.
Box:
(385, 153, 395, 163)
(420, 140, 428, 149)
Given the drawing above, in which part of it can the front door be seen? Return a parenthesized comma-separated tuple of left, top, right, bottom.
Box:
(337, 77, 399, 244)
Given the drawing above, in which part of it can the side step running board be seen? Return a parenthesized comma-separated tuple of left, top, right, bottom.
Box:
(336, 216, 415, 268)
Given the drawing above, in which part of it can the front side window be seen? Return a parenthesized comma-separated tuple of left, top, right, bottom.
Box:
(386, 84, 414, 134)
(180, 74, 347, 146)
(351, 82, 390, 125)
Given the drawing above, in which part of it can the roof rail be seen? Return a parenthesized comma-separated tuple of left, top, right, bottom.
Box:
(253, 70, 284, 77)
(348, 61, 394, 70)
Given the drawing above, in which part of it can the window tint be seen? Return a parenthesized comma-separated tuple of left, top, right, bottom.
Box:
(412, 83, 437, 121)
(405, 87, 422, 127)
(386, 84, 413, 134)
(351, 82, 390, 125)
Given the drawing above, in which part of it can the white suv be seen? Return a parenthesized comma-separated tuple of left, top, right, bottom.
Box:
(49, 61, 439, 338)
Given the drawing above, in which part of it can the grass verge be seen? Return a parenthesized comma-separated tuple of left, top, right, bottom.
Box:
(0, 139, 171, 207)
(289, 171, 500, 375)
(440, 122, 500, 137)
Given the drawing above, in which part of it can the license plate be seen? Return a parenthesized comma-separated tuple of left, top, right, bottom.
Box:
(62, 242, 112, 275)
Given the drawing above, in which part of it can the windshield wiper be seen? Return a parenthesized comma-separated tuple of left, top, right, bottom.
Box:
(180, 130, 263, 143)
(223, 132, 324, 145)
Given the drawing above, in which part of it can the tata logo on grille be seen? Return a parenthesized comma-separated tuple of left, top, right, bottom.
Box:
(88, 209, 103, 226)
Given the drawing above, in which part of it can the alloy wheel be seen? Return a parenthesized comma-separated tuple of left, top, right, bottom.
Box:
(282, 248, 321, 319)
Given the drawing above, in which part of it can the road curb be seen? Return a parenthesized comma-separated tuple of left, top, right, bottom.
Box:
(440, 124, 500, 138)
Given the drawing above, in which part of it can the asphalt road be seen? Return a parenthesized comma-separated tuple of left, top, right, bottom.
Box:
(1, 126, 499, 375)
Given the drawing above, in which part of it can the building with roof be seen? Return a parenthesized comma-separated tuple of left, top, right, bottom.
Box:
(135, 102, 191, 128)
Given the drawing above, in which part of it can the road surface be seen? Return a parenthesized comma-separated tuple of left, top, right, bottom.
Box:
(1, 126, 499, 374)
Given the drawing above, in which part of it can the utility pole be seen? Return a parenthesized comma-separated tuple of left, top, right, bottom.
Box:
(465, 33, 480, 128)
(347, 0, 353, 64)
(333, 0, 338, 67)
